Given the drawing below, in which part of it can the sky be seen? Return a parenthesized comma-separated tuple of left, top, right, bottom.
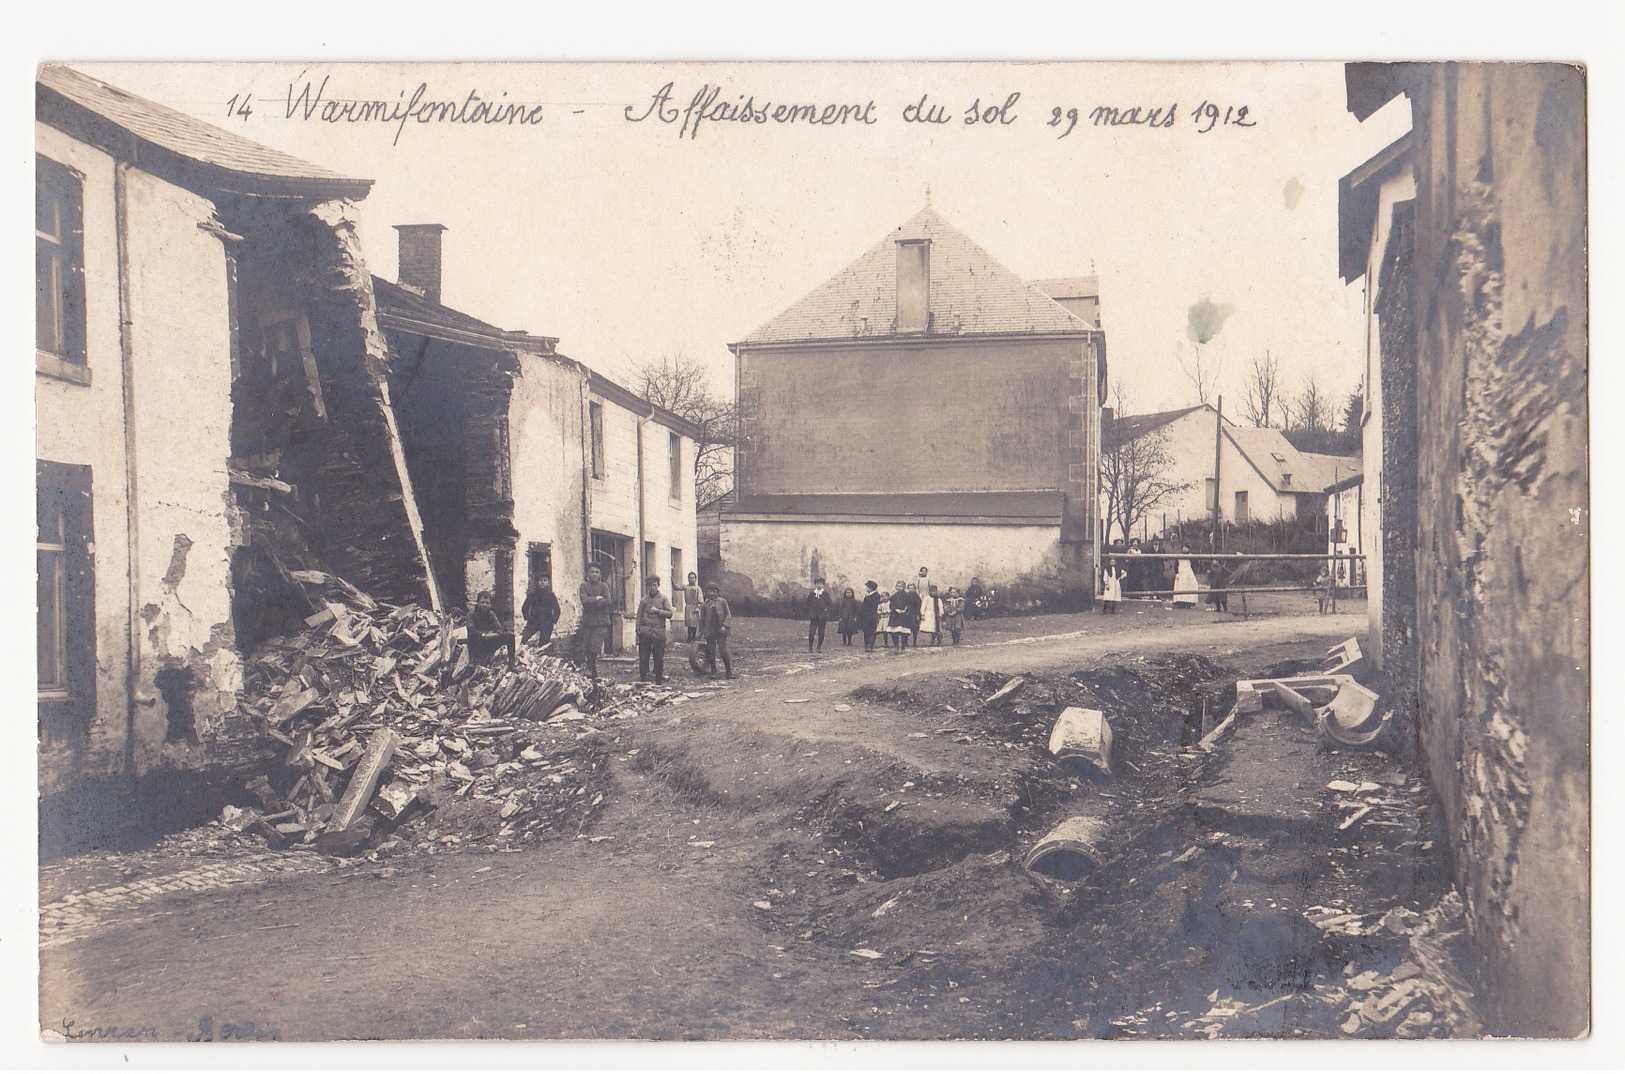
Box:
(76, 60, 1412, 417)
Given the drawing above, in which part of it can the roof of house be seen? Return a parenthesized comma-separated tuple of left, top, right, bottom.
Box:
(1338, 130, 1415, 282)
(1028, 276, 1101, 300)
(37, 65, 373, 200)
(726, 490, 1060, 523)
(373, 276, 559, 356)
(1103, 405, 1223, 451)
(372, 276, 700, 440)
(1225, 426, 1360, 494)
(734, 206, 1094, 348)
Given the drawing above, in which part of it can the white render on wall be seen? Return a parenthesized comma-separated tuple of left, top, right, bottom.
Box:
(1109, 408, 1299, 542)
(719, 517, 1065, 603)
(508, 354, 590, 630)
(508, 362, 700, 633)
(1358, 167, 1417, 670)
(585, 388, 699, 619)
(36, 121, 241, 786)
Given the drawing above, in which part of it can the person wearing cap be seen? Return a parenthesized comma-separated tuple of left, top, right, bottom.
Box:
(635, 575, 674, 683)
(699, 582, 733, 678)
(806, 577, 835, 653)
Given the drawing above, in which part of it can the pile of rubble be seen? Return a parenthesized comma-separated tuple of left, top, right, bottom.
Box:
(218, 573, 694, 855)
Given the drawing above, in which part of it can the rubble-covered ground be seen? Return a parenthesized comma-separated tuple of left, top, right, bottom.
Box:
(40, 601, 1482, 1041)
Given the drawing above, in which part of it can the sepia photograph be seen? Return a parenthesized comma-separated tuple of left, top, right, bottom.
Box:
(23, 30, 1593, 1052)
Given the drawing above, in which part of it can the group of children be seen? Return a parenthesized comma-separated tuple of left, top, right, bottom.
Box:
(804, 568, 968, 653)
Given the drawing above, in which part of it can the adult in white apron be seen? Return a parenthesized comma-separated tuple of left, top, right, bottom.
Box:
(1173, 551, 1199, 608)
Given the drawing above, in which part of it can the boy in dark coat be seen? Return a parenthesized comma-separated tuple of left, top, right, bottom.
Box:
(521, 577, 561, 649)
(806, 577, 835, 652)
(859, 581, 881, 651)
(468, 591, 516, 668)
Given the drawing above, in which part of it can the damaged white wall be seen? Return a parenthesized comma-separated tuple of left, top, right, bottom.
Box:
(35, 121, 242, 790)
(586, 389, 699, 617)
(508, 355, 589, 631)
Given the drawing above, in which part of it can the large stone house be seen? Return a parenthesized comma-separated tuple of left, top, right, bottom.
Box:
(719, 206, 1106, 609)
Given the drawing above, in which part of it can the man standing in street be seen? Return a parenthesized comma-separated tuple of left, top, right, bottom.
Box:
(806, 576, 835, 653)
(521, 575, 561, 650)
(635, 576, 674, 683)
(578, 563, 614, 680)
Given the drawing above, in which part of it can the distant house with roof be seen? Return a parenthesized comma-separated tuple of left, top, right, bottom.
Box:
(719, 206, 1105, 608)
(1101, 403, 1358, 540)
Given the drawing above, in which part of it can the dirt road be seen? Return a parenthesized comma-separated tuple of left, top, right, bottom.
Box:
(42, 608, 1384, 1041)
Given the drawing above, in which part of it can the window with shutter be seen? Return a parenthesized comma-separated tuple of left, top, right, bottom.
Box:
(36, 157, 88, 382)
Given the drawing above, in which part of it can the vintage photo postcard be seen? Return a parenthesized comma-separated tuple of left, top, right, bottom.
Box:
(30, 57, 1587, 1044)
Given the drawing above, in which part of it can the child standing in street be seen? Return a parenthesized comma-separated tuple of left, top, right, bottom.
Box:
(860, 581, 882, 651)
(806, 577, 835, 653)
(1101, 564, 1123, 614)
(698, 582, 732, 678)
(635, 576, 674, 683)
(943, 587, 966, 645)
(837, 587, 860, 646)
(683, 572, 703, 642)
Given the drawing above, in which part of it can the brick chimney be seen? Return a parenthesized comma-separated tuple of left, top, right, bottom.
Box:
(896, 238, 931, 333)
(394, 224, 447, 304)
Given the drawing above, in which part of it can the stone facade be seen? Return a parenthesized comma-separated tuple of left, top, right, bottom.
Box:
(1344, 62, 1589, 1036)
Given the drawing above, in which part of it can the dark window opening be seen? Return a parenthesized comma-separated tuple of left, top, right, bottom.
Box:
(589, 402, 605, 479)
(590, 530, 630, 612)
(669, 431, 682, 499)
(37, 157, 87, 369)
(527, 542, 552, 593)
(38, 460, 95, 743)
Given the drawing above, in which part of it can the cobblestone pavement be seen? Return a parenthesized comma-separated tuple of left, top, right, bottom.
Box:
(39, 852, 333, 949)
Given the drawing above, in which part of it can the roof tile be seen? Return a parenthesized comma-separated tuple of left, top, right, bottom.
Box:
(736, 206, 1092, 346)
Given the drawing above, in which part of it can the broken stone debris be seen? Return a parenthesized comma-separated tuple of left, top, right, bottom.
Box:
(1235, 672, 1390, 751)
(1023, 815, 1108, 880)
(213, 573, 688, 853)
(1314, 681, 1391, 747)
(984, 676, 1026, 706)
(1048, 707, 1113, 776)
(1321, 637, 1366, 676)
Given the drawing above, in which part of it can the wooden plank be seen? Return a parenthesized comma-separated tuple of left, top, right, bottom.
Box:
(330, 729, 399, 832)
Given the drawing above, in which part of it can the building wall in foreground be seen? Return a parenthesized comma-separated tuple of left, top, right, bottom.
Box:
(716, 517, 1089, 613)
(1408, 63, 1588, 1037)
(36, 121, 243, 791)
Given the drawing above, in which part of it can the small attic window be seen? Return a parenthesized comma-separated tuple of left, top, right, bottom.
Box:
(1281, 473, 1293, 485)
(1270, 452, 1286, 463)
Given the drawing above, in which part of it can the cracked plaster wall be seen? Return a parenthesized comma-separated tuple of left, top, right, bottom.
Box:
(1409, 63, 1588, 1037)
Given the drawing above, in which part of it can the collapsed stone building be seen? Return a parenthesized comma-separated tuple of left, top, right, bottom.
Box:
(35, 68, 699, 814)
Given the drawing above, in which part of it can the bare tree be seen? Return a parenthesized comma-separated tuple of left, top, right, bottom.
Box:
(1177, 343, 1224, 406)
(1341, 382, 1363, 435)
(1241, 351, 1282, 427)
(1289, 374, 1333, 433)
(1100, 386, 1195, 543)
(631, 353, 737, 505)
